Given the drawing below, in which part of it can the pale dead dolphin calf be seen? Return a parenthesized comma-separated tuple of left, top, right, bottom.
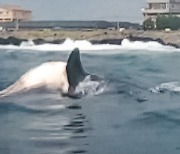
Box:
(0, 48, 102, 99)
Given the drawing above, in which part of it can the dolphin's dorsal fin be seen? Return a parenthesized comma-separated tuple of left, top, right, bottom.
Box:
(66, 48, 88, 89)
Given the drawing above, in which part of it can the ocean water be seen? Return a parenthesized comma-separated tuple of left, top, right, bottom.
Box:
(0, 39, 180, 154)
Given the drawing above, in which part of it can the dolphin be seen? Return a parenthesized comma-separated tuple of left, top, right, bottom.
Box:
(0, 48, 102, 99)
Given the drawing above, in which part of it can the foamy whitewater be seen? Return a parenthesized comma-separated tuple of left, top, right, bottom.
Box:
(0, 40, 180, 154)
(0, 38, 178, 52)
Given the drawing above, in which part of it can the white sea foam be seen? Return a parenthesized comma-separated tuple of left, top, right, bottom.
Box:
(149, 82, 180, 93)
(20, 39, 35, 47)
(0, 38, 179, 52)
(121, 39, 176, 52)
(75, 75, 106, 96)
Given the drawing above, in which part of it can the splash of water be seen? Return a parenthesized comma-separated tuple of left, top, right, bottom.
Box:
(149, 82, 180, 93)
(75, 75, 107, 97)
(0, 38, 178, 52)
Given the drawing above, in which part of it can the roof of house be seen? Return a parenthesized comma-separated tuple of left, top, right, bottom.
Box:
(0, 5, 31, 12)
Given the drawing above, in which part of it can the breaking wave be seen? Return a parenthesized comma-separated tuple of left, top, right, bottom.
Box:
(121, 39, 176, 52)
(0, 38, 178, 52)
(75, 75, 107, 97)
(149, 82, 180, 93)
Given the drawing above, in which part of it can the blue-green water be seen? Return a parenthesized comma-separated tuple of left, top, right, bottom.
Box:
(1, 43, 180, 154)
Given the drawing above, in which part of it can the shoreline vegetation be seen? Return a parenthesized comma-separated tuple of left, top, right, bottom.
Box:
(0, 29, 180, 48)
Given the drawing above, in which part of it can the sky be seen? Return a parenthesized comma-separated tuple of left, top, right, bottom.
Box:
(0, 0, 146, 23)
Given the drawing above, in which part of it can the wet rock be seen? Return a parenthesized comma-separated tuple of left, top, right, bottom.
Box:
(128, 35, 179, 48)
(90, 39, 123, 45)
(32, 38, 46, 45)
(7, 36, 27, 46)
(0, 35, 179, 48)
(49, 39, 65, 44)
(0, 38, 9, 45)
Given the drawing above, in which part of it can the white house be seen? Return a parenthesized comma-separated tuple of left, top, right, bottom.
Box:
(142, 0, 180, 20)
(0, 5, 32, 22)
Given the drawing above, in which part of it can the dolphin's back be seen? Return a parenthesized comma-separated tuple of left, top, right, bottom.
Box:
(0, 61, 69, 97)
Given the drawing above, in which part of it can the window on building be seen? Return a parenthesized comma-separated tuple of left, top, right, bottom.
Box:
(149, 3, 153, 9)
(171, 4, 175, 8)
(149, 3, 167, 10)
(159, 3, 166, 9)
(5, 18, 11, 21)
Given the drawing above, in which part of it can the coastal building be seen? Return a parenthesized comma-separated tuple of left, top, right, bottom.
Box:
(0, 5, 32, 23)
(142, 0, 180, 20)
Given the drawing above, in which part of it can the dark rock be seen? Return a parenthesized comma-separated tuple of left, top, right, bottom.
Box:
(0, 38, 9, 45)
(154, 38, 166, 45)
(0, 35, 179, 49)
(0, 37, 27, 45)
(127, 35, 179, 48)
(166, 42, 179, 48)
(33, 38, 46, 45)
(128, 35, 156, 42)
(90, 39, 123, 45)
(49, 39, 65, 44)
(33, 38, 65, 45)
(7, 36, 27, 46)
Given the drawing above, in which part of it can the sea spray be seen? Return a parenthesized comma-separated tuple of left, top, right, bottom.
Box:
(0, 38, 178, 52)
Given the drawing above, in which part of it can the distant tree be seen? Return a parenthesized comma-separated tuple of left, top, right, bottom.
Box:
(143, 18, 155, 30)
(156, 15, 180, 30)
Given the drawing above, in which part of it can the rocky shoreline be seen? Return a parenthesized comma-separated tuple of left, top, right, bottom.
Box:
(0, 29, 179, 48)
